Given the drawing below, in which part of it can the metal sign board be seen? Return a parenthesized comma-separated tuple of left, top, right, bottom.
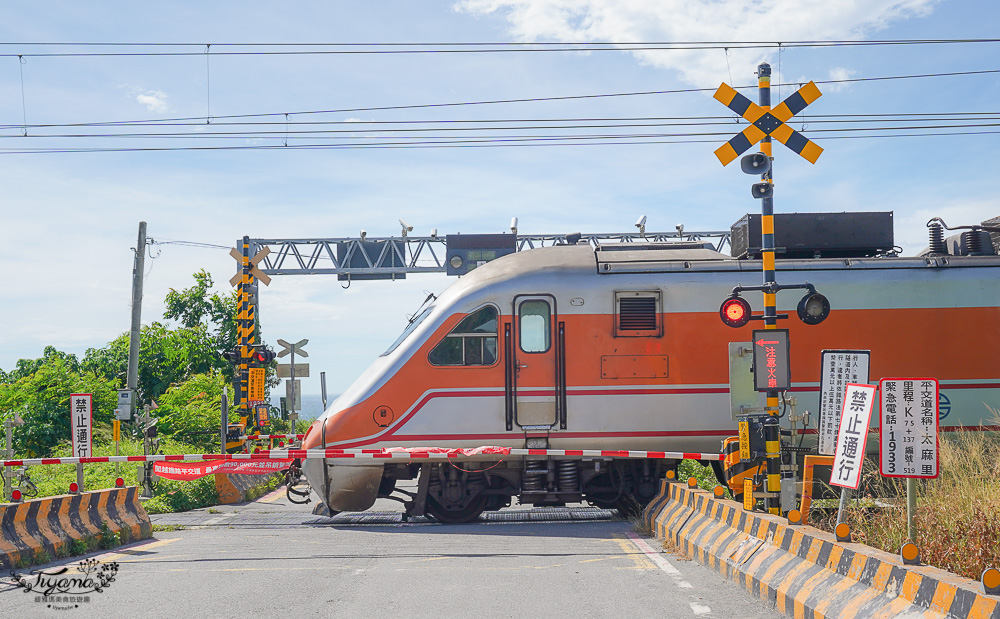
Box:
(285, 379, 302, 411)
(255, 405, 270, 428)
(879, 378, 939, 479)
(830, 383, 877, 489)
(729, 342, 760, 419)
(70, 393, 93, 458)
(751, 329, 790, 391)
(248, 368, 266, 401)
(445, 233, 517, 276)
(277, 363, 310, 378)
(818, 350, 871, 455)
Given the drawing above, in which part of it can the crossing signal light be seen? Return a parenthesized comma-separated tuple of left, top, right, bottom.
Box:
(222, 350, 241, 364)
(720, 296, 752, 328)
(253, 348, 276, 364)
(797, 292, 831, 325)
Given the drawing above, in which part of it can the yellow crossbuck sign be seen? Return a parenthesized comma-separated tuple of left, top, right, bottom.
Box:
(229, 246, 272, 287)
(713, 81, 823, 166)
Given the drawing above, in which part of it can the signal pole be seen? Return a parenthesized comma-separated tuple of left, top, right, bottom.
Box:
(714, 64, 829, 515)
(756, 64, 783, 515)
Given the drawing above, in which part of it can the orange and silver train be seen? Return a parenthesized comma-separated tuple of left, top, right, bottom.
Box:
(301, 218, 1000, 522)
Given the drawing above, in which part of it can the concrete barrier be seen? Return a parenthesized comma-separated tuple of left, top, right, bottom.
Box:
(642, 480, 1000, 618)
(215, 472, 280, 504)
(0, 486, 152, 569)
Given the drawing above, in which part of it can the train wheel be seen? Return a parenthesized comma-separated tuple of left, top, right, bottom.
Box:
(426, 494, 487, 524)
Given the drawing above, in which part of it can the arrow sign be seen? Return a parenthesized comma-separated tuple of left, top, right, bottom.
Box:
(229, 246, 272, 287)
(277, 338, 309, 358)
(713, 81, 823, 166)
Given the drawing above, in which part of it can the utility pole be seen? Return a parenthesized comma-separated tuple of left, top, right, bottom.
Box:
(127, 222, 147, 408)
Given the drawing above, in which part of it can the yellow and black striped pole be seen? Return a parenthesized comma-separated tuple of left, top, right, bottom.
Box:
(238, 235, 255, 430)
(757, 63, 782, 515)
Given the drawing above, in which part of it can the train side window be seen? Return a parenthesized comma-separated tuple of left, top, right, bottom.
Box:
(519, 300, 551, 353)
(428, 305, 499, 366)
(614, 291, 662, 337)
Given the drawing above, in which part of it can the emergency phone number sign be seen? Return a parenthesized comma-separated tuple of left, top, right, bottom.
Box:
(751, 329, 790, 391)
(879, 378, 939, 478)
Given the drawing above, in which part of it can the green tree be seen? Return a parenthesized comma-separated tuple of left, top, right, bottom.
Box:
(153, 371, 238, 450)
(0, 352, 116, 457)
(81, 322, 219, 406)
(163, 269, 238, 361)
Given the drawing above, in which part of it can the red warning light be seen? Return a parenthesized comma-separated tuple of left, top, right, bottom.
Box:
(115, 477, 125, 488)
(69, 482, 79, 493)
(11, 489, 22, 501)
(720, 297, 752, 328)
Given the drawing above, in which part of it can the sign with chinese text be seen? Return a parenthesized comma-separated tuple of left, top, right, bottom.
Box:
(879, 378, 939, 478)
(248, 367, 266, 401)
(70, 394, 93, 459)
(818, 350, 871, 455)
(752, 329, 790, 391)
(255, 405, 270, 427)
(830, 383, 876, 489)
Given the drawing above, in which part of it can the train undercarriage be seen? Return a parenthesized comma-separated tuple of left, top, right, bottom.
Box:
(373, 457, 676, 524)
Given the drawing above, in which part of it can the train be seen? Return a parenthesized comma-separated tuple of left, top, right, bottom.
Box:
(300, 213, 1000, 522)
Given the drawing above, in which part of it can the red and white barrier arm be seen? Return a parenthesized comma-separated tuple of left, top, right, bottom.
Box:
(2, 447, 722, 467)
(242, 434, 305, 440)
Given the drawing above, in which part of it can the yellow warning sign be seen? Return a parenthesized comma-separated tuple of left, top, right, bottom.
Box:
(738, 420, 751, 461)
(113, 419, 120, 442)
(743, 478, 755, 511)
(248, 367, 266, 401)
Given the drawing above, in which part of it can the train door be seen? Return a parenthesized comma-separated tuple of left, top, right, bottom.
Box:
(505, 294, 567, 430)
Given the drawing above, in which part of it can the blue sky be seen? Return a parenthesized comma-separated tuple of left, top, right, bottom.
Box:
(1, 0, 997, 395)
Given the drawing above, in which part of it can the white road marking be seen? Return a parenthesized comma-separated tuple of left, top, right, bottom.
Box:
(626, 532, 693, 588)
(626, 534, 715, 616)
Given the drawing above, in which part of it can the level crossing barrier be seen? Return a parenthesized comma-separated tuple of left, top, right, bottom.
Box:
(2, 447, 724, 468)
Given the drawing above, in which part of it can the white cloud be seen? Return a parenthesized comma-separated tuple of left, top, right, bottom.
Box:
(135, 90, 170, 113)
(824, 67, 857, 92)
(455, 0, 937, 86)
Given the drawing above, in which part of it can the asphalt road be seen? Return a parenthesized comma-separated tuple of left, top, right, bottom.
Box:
(1, 487, 781, 618)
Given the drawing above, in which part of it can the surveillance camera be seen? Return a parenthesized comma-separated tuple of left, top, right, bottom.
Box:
(360, 229, 367, 240)
(676, 223, 684, 235)
(430, 228, 438, 238)
(635, 215, 647, 228)
(399, 219, 413, 232)
(510, 217, 519, 234)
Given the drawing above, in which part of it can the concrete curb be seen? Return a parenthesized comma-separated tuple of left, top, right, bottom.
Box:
(0, 487, 153, 569)
(642, 480, 1000, 618)
(215, 472, 279, 504)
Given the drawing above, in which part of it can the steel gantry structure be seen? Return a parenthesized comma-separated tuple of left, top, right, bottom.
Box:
(246, 229, 732, 279)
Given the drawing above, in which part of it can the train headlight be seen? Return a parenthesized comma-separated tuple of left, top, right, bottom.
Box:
(720, 296, 752, 328)
(796, 292, 831, 325)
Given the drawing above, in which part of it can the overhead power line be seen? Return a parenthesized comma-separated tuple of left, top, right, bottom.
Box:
(1, 69, 997, 132)
(1, 38, 999, 57)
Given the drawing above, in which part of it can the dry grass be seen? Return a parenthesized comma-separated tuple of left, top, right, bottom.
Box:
(814, 407, 1000, 580)
(661, 536, 692, 561)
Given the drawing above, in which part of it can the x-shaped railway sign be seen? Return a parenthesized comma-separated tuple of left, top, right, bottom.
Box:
(276, 338, 308, 358)
(229, 246, 272, 287)
(713, 81, 823, 166)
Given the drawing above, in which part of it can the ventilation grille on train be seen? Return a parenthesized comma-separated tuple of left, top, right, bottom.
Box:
(618, 297, 658, 331)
